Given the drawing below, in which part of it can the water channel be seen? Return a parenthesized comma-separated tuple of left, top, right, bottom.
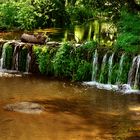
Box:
(0, 20, 116, 46)
(0, 75, 140, 140)
(0, 21, 140, 140)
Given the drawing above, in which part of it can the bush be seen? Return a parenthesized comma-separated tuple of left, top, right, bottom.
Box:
(0, 2, 18, 29)
(16, 3, 37, 30)
(0, 0, 70, 30)
(53, 43, 75, 78)
(33, 41, 97, 81)
(53, 41, 97, 81)
(33, 45, 57, 75)
(115, 10, 140, 53)
(66, 6, 93, 24)
(30, 0, 70, 28)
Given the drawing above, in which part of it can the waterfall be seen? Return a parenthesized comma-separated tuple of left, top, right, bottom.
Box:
(99, 53, 108, 83)
(128, 56, 137, 86)
(134, 55, 140, 88)
(15, 52, 19, 71)
(91, 50, 98, 81)
(12, 46, 19, 71)
(26, 53, 31, 73)
(0, 45, 6, 70)
(116, 53, 125, 84)
(108, 53, 114, 84)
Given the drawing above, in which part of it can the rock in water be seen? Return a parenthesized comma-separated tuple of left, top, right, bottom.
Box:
(21, 33, 46, 44)
(3, 102, 44, 114)
(118, 84, 132, 92)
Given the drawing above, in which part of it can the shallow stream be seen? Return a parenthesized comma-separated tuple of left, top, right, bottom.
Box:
(0, 76, 140, 140)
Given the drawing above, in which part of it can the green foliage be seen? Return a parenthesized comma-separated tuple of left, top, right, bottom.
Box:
(3, 43, 13, 69)
(66, 6, 93, 24)
(33, 0, 70, 27)
(16, 3, 37, 30)
(73, 60, 92, 81)
(115, 11, 140, 53)
(76, 41, 97, 60)
(0, 2, 18, 29)
(33, 45, 56, 74)
(99, 63, 108, 84)
(53, 43, 74, 77)
(0, 0, 69, 30)
(53, 41, 97, 81)
(18, 46, 28, 72)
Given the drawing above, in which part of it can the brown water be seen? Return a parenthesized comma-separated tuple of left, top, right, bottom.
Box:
(0, 76, 140, 140)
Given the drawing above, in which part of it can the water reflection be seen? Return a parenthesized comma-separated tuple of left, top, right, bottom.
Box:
(0, 76, 140, 139)
(0, 21, 117, 46)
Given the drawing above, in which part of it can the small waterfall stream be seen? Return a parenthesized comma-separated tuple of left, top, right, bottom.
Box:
(84, 50, 140, 93)
(0, 45, 6, 70)
(91, 49, 98, 81)
(108, 53, 114, 84)
(12, 45, 19, 71)
(133, 55, 140, 89)
(26, 53, 31, 73)
(116, 53, 125, 84)
(128, 56, 139, 86)
(99, 53, 107, 83)
(0, 41, 139, 93)
(0, 43, 32, 73)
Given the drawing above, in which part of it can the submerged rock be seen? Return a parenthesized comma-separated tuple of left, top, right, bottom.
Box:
(118, 84, 132, 92)
(4, 102, 44, 114)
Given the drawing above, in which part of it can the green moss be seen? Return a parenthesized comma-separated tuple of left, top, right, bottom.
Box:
(2, 43, 13, 69)
(18, 46, 28, 72)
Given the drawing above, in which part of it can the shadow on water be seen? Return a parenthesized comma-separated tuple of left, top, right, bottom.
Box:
(0, 77, 140, 139)
(30, 88, 140, 139)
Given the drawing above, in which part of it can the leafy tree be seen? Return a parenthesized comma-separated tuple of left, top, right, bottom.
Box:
(32, 0, 69, 27)
(115, 10, 140, 53)
(0, 1, 18, 29)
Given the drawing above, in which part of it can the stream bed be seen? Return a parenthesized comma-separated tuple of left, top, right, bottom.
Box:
(0, 75, 140, 140)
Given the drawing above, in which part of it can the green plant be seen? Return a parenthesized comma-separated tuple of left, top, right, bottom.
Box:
(16, 3, 37, 30)
(53, 43, 75, 78)
(115, 10, 140, 53)
(18, 46, 28, 72)
(73, 60, 92, 81)
(66, 6, 93, 24)
(33, 45, 57, 75)
(33, 0, 70, 27)
(3, 43, 13, 69)
(0, 2, 18, 29)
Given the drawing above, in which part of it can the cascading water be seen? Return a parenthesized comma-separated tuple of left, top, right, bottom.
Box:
(128, 56, 138, 86)
(0, 43, 32, 74)
(15, 52, 19, 71)
(91, 49, 98, 81)
(0, 45, 6, 70)
(116, 53, 125, 84)
(134, 55, 140, 89)
(99, 53, 107, 83)
(26, 53, 31, 73)
(12, 46, 19, 71)
(108, 53, 114, 84)
(84, 50, 140, 93)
